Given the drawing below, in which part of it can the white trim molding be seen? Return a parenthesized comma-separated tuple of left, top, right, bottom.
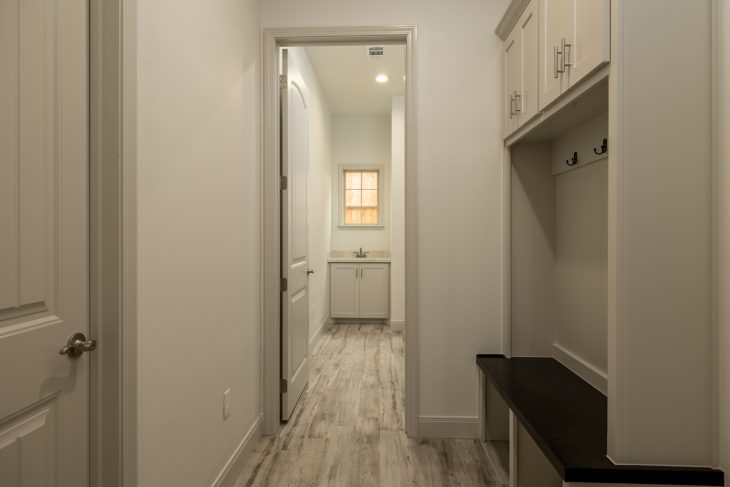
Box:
(309, 315, 330, 349)
(211, 414, 263, 487)
(336, 164, 386, 227)
(552, 343, 608, 395)
(389, 320, 405, 333)
(262, 26, 419, 438)
(417, 416, 481, 439)
(121, 0, 138, 484)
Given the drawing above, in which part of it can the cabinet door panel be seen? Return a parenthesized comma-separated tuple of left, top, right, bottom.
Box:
(359, 264, 390, 319)
(568, 0, 610, 87)
(517, 0, 539, 125)
(503, 32, 520, 135)
(539, 0, 572, 110)
(330, 264, 359, 318)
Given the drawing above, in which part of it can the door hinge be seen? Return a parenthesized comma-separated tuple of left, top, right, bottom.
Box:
(281, 378, 288, 393)
(280, 175, 287, 190)
(281, 277, 287, 292)
(279, 74, 287, 89)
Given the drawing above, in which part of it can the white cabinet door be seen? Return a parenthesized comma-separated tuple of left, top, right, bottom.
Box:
(359, 264, 390, 319)
(539, 0, 572, 110)
(516, 0, 539, 125)
(503, 30, 520, 135)
(330, 263, 360, 318)
(568, 0, 610, 87)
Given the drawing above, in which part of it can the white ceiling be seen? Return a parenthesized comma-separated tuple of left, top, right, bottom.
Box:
(305, 45, 405, 115)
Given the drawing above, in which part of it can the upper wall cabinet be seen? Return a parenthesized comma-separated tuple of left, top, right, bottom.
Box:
(503, 0, 539, 136)
(538, 0, 610, 110)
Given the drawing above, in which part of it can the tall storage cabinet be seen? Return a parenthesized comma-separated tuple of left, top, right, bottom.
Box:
(538, 0, 610, 110)
(495, 0, 716, 475)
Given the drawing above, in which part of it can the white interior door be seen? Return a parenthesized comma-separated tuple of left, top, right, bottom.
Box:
(0, 0, 90, 485)
(281, 49, 310, 421)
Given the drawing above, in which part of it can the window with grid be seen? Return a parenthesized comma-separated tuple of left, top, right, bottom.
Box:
(343, 170, 379, 225)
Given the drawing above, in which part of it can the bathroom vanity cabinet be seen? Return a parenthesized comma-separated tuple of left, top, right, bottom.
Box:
(330, 262, 390, 320)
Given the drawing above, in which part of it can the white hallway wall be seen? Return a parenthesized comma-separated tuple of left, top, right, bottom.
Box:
(286, 47, 334, 342)
(331, 114, 392, 251)
(262, 0, 510, 428)
(136, 0, 261, 485)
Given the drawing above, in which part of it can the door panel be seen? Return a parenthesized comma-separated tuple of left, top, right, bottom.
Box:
(359, 264, 390, 319)
(517, 0, 539, 125)
(0, 0, 89, 485)
(281, 50, 310, 421)
(569, 0, 610, 87)
(539, 0, 571, 110)
(503, 33, 519, 135)
(330, 264, 359, 318)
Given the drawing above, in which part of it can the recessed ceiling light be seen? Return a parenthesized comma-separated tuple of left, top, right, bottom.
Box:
(375, 74, 389, 84)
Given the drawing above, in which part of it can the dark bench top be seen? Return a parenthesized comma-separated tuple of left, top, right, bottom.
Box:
(476, 354, 724, 486)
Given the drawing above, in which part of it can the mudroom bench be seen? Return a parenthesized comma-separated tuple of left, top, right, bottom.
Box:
(476, 355, 724, 487)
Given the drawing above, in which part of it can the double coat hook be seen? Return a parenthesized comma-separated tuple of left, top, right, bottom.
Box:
(594, 138, 608, 155)
(566, 152, 578, 166)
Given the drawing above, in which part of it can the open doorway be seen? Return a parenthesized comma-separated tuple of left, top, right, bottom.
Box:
(261, 27, 418, 441)
(280, 43, 407, 422)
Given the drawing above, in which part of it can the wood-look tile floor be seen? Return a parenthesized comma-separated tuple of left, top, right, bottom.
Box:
(235, 324, 508, 487)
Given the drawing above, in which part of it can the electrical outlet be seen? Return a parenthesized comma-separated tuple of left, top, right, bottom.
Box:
(223, 389, 231, 420)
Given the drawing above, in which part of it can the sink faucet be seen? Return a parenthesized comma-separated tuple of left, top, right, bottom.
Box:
(354, 247, 370, 258)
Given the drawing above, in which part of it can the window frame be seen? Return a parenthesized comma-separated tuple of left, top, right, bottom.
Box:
(337, 164, 385, 228)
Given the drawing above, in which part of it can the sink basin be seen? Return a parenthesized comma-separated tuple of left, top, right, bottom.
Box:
(328, 250, 391, 263)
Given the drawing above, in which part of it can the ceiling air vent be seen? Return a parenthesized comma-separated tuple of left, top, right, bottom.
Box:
(367, 46, 384, 59)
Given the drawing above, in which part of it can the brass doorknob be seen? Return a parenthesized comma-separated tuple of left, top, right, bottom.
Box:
(59, 332, 97, 358)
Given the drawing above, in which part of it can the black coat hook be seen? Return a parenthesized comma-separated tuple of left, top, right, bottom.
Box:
(566, 152, 578, 166)
(594, 138, 608, 155)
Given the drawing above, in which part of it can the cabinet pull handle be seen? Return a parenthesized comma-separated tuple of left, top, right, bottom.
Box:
(509, 94, 514, 119)
(554, 45, 559, 78)
(514, 90, 522, 114)
(561, 37, 572, 69)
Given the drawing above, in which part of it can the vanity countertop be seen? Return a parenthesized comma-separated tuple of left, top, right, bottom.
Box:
(327, 250, 391, 263)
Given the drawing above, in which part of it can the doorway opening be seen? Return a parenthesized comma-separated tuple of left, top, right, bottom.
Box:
(262, 27, 418, 438)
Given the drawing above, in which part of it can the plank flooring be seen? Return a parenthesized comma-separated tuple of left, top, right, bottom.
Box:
(235, 324, 508, 487)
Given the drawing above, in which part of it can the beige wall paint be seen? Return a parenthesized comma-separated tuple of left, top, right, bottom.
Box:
(262, 0, 510, 420)
(719, 0, 730, 472)
(136, 0, 261, 485)
(331, 114, 392, 251)
(555, 160, 608, 377)
(286, 47, 334, 341)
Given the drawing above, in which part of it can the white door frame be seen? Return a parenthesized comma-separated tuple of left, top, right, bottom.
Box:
(262, 26, 419, 437)
(89, 0, 138, 485)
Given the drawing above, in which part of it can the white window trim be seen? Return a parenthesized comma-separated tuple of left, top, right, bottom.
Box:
(337, 164, 386, 228)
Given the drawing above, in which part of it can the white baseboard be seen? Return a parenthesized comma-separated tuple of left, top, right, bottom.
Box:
(389, 319, 405, 333)
(309, 315, 330, 349)
(211, 413, 263, 487)
(417, 415, 480, 439)
(553, 343, 607, 394)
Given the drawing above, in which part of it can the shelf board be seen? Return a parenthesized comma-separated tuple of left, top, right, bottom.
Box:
(506, 65, 609, 146)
